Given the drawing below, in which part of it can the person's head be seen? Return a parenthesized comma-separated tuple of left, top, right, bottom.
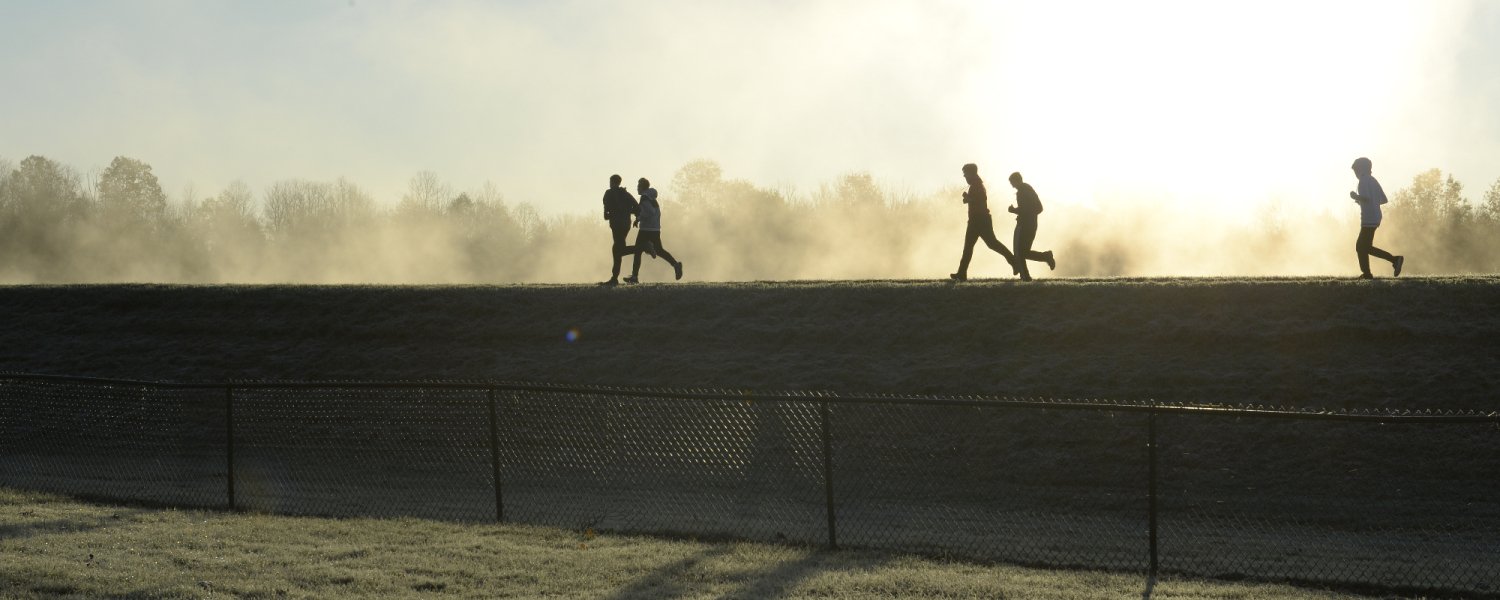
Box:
(1008, 172, 1024, 188)
(962, 163, 980, 184)
(637, 177, 650, 192)
(1351, 157, 1372, 178)
(609, 174, 623, 188)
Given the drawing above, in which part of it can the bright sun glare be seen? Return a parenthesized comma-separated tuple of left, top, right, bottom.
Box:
(966, 1, 1437, 222)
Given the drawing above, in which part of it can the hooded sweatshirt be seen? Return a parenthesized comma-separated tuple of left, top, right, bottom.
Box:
(637, 188, 662, 231)
(1356, 173, 1388, 227)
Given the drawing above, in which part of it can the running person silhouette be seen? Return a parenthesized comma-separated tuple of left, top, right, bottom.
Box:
(600, 174, 638, 286)
(623, 177, 683, 283)
(1006, 172, 1055, 281)
(951, 163, 1017, 282)
(1349, 157, 1404, 279)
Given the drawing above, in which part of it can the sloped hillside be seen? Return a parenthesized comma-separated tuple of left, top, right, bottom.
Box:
(0, 277, 1496, 408)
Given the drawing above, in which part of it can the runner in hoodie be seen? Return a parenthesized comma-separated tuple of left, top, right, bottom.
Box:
(1349, 157, 1404, 279)
(600, 174, 638, 286)
(951, 163, 1017, 282)
(624, 177, 683, 283)
(1006, 172, 1056, 282)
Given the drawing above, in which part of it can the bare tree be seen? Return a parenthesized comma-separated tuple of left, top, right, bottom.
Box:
(512, 202, 543, 243)
(399, 170, 452, 217)
(329, 177, 375, 224)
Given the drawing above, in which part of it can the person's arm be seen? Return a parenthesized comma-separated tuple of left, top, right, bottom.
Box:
(635, 196, 655, 227)
(1352, 179, 1386, 205)
(1015, 188, 1041, 216)
(963, 184, 983, 205)
(603, 192, 612, 220)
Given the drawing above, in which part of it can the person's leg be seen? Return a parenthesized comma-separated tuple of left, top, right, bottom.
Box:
(1362, 226, 1402, 276)
(629, 246, 644, 280)
(1355, 227, 1375, 276)
(956, 220, 980, 278)
(1365, 228, 1395, 263)
(976, 216, 1015, 264)
(650, 233, 683, 280)
(632, 232, 667, 280)
(634, 232, 656, 259)
(1016, 219, 1051, 262)
(1013, 219, 1033, 280)
(653, 235, 678, 267)
(623, 230, 642, 281)
(610, 226, 630, 281)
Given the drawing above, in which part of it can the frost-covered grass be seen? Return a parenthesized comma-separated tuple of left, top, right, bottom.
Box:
(0, 488, 1372, 600)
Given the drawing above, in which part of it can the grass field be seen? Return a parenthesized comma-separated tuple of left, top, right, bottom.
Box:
(1, 277, 1497, 407)
(1, 278, 1496, 597)
(0, 487, 1381, 600)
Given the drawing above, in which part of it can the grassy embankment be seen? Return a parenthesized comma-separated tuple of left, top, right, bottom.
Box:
(0, 488, 1373, 600)
(1, 278, 1495, 598)
(0, 277, 1497, 407)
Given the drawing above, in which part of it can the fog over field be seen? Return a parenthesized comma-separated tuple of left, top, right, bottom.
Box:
(1, 155, 1499, 283)
(3, 1, 1500, 283)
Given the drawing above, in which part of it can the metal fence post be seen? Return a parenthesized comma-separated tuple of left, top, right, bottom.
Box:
(821, 400, 838, 549)
(225, 385, 236, 511)
(1147, 407, 1159, 578)
(487, 387, 504, 523)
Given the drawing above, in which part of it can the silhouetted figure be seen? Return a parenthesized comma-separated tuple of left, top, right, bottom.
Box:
(1006, 172, 1056, 282)
(624, 178, 683, 284)
(1349, 157, 1404, 279)
(951, 163, 1016, 282)
(601, 174, 639, 286)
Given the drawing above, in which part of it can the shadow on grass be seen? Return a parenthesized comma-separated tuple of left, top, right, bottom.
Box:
(601, 543, 891, 600)
(600, 545, 735, 600)
(20, 586, 188, 599)
(0, 509, 148, 543)
(0, 501, 172, 599)
(724, 550, 891, 600)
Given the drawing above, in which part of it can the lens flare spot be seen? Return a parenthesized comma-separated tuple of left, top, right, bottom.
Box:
(565, 327, 581, 343)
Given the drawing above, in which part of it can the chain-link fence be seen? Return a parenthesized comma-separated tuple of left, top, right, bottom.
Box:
(1, 373, 1497, 596)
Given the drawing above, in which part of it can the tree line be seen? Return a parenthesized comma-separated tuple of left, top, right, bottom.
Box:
(2, 154, 1498, 283)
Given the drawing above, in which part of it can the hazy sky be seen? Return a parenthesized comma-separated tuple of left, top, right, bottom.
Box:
(3, 0, 1498, 220)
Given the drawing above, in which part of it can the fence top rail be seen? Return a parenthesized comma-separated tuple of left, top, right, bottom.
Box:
(1, 371, 1496, 423)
